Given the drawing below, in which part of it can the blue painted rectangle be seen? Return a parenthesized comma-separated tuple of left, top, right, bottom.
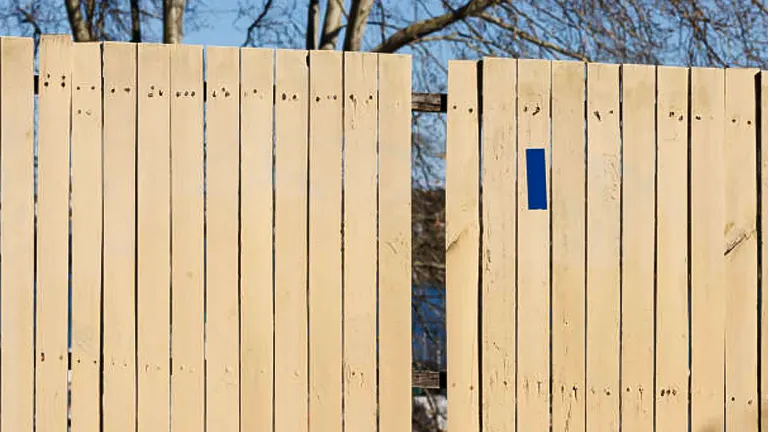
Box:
(526, 148, 547, 210)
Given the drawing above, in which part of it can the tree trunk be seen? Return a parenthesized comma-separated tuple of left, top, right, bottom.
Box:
(306, 0, 320, 50)
(130, 0, 142, 42)
(319, 0, 343, 50)
(64, 0, 93, 42)
(343, 0, 374, 51)
(163, 0, 186, 44)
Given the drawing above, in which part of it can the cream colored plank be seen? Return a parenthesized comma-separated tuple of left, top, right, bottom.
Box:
(308, 50, 343, 432)
(274, 49, 309, 432)
(481, 57, 516, 432)
(102, 41, 137, 432)
(762, 70, 768, 431)
(378, 53, 412, 432)
(240, 47, 275, 432)
(516, 58, 551, 431)
(586, 62, 621, 432)
(551, 60, 586, 432)
(205, 46, 241, 432)
(655, 66, 689, 432)
(690, 67, 725, 432)
(70, 41, 103, 432)
(137, 43, 171, 431)
(0, 36, 35, 432)
(619, 64, 655, 432)
(170, 44, 204, 432)
(724, 67, 758, 432)
(36, 34, 72, 432)
(343, 51, 378, 432)
(446, 60, 480, 432)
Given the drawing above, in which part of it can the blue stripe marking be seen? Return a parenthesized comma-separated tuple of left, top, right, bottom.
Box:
(526, 148, 547, 210)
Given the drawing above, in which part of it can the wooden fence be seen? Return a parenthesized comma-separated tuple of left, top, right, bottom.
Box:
(446, 58, 766, 431)
(0, 35, 412, 432)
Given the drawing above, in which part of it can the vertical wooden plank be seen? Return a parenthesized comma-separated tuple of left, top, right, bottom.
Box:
(762, 69, 768, 432)
(308, 50, 343, 432)
(586, 62, 621, 432)
(724, 67, 758, 432)
(655, 66, 689, 432)
(516, 58, 551, 431)
(274, 49, 309, 432)
(481, 57, 516, 432)
(446, 60, 480, 432)
(343, 51, 378, 432)
(205, 46, 241, 432)
(551, 60, 586, 432)
(70, 41, 103, 432)
(137, 43, 171, 431)
(102, 41, 137, 432)
(240, 47, 275, 432)
(690, 67, 725, 432)
(36, 34, 72, 432)
(378, 53, 412, 432)
(620, 64, 655, 432)
(170, 44, 204, 432)
(0, 36, 35, 432)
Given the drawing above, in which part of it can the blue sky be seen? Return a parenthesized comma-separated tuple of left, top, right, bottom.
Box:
(184, 1, 245, 47)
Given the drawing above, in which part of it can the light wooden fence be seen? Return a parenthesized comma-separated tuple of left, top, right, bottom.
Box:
(0, 34, 412, 432)
(447, 58, 767, 431)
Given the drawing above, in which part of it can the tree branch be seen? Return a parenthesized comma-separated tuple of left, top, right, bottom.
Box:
(371, 0, 500, 53)
(242, 0, 274, 47)
(478, 12, 590, 61)
(64, 0, 93, 41)
(319, 0, 344, 49)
